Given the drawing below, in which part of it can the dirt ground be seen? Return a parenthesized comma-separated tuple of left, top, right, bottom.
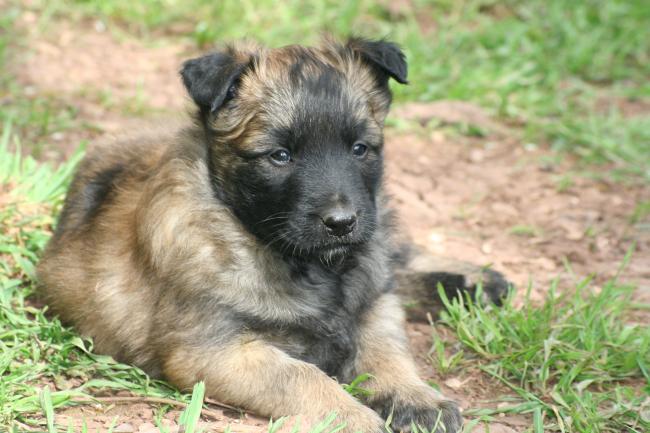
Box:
(9, 13, 650, 433)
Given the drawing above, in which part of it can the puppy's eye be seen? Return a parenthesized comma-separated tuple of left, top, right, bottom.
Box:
(224, 83, 237, 102)
(269, 149, 292, 165)
(352, 142, 369, 158)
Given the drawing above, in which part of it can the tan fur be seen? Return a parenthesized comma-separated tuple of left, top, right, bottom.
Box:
(164, 339, 383, 430)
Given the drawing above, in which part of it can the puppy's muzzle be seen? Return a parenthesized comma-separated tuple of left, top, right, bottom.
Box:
(321, 207, 357, 237)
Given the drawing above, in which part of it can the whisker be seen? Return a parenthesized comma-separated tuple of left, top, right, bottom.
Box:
(254, 212, 291, 228)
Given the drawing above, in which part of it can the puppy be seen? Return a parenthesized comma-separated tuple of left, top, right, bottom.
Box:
(38, 37, 508, 433)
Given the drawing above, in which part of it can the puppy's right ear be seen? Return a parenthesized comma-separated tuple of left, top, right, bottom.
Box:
(180, 52, 247, 115)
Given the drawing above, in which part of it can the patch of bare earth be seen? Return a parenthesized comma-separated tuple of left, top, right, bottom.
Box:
(52, 396, 268, 433)
(12, 11, 194, 160)
(11, 14, 649, 433)
(387, 105, 649, 301)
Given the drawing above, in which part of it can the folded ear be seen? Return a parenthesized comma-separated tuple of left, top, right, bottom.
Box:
(180, 51, 247, 115)
(347, 37, 408, 85)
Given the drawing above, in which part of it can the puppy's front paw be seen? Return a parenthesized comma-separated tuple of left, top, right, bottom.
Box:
(370, 389, 462, 433)
(329, 404, 386, 433)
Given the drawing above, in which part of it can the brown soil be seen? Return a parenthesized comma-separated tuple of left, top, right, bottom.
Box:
(9, 11, 649, 433)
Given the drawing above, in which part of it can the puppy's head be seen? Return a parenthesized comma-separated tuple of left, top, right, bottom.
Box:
(181, 37, 407, 260)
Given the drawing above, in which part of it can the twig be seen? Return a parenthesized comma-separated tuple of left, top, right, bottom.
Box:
(70, 395, 237, 421)
(13, 420, 41, 432)
(205, 397, 242, 412)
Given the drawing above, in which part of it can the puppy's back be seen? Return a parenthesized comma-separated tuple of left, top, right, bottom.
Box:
(37, 129, 176, 367)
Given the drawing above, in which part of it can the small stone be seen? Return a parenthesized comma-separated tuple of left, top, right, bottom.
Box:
(430, 131, 445, 144)
(596, 237, 611, 252)
(470, 423, 518, 433)
(534, 257, 556, 271)
(22, 11, 38, 23)
(444, 377, 464, 390)
(138, 423, 156, 433)
(94, 20, 107, 33)
(114, 423, 134, 433)
(490, 202, 519, 217)
(469, 149, 484, 163)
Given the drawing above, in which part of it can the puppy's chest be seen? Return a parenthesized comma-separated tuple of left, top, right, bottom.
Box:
(257, 264, 381, 380)
(289, 311, 360, 380)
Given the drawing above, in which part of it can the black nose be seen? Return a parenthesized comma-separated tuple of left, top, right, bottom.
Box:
(322, 209, 357, 237)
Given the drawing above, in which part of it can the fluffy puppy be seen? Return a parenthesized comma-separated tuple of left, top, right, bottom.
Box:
(38, 37, 508, 433)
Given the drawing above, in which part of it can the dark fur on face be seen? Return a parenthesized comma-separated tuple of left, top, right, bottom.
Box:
(37, 37, 511, 433)
(181, 38, 406, 261)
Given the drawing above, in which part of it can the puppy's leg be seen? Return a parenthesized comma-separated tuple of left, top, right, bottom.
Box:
(395, 245, 511, 321)
(355, 293, 463, 433)
(163, 339, 384, 433)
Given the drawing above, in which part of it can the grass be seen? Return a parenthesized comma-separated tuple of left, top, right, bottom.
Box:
(21, 0, 650, 179)
(433, 273, 650, 432)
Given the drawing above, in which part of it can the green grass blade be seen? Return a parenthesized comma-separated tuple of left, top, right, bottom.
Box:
(533, 406, 543, 433)
(39, 387, 57, 433)
(178, 381, 206, 433)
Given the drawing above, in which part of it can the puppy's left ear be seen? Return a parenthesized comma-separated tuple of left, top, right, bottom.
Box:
(347, 37, 408, 85)
(180, 51, 247, 116)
